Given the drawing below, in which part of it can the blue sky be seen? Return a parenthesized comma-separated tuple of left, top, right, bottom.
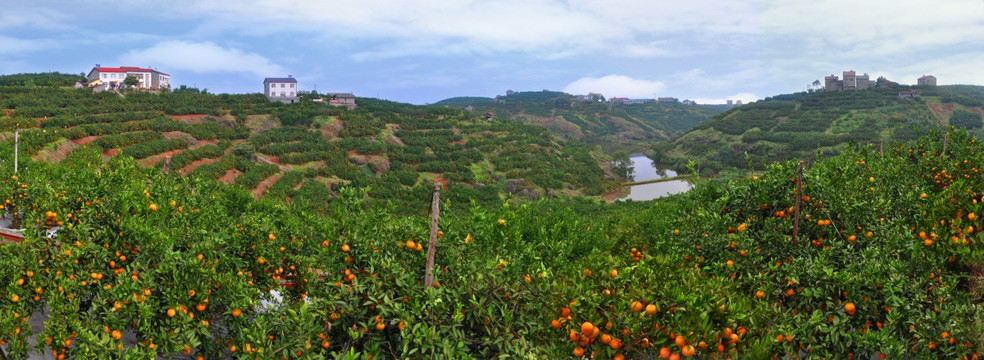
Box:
(2, 0, 982, 105)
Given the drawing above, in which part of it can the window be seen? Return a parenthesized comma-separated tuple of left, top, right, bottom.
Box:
(280, 92, 285, 97)
(290, 84, 294, 88)
(290, 92, 294, 96)
(280, 83, 285, 88)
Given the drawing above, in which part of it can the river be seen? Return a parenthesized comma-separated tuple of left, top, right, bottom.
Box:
(617, 155, 692, 201)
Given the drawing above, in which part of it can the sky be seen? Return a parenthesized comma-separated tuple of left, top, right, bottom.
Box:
(1, 0, 982, 105)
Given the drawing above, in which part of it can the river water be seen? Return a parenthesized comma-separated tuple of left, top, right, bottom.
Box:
(617, 155, 693, 201)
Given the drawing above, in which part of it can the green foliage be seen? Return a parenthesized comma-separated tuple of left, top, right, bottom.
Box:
(657, 86, 984, 175)
(950, 109, 983, 129)
(1, 129, 983, 359)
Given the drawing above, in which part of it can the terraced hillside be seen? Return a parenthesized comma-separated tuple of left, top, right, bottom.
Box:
(434, 91, 729, 151)
(0, 75, 617, 214)
(651, 85, 984, 175)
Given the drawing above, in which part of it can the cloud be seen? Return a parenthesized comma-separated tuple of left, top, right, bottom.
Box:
(118, 41, 284, 77)
(563, 75, 665, 99)
(143, 0, 762, 59)
(0, 35, 61, 56)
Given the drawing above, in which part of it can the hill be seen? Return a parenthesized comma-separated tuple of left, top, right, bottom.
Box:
(651, 85, 984, 175)
(433, 91, 729, 152)
(0, 74, 618, 214)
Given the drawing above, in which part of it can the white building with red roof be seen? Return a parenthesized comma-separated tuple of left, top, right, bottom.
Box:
(86, 65, 170, 92)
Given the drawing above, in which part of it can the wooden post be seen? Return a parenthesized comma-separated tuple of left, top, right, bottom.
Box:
(13, 130, 18, 174)
(792, 161, 803, 245)
(424, 184, 440, 288)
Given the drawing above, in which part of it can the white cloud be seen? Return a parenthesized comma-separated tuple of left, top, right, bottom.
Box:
(118, 41, 284, 77)
(692, 93, 759, 105)
(133, 0, 761, 59)
(0, 36, 60, 56)
(563, 75, 665, 99)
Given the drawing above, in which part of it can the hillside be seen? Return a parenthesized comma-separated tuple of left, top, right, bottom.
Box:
(651, 85, 984, 175)
(433, 91, 729, 151)
(0, 74, 618, 214)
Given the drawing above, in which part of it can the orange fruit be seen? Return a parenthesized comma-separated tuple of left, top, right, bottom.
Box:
(406, 240, 416, 249)
(573, 346, 584, 357)
(581, 322, 594, 336)
(659, 347, 671, 359)
(631, 301, 643, 312)
(610, 269, 618, 278)
(148, 203, 158, 211)
(681, 345, 695, 357)
(166, 308, 176, 318)
(601, 334, 612, 344)
(755, 290, 765, 299)
(375, 322, 385, 330)
(845, 302, 856, 316)
(646, 303, 658, 315)
(609, 338, 622, 350)
(551, 319, 561, 329)
(232, 308, 242, 317)
(341, 244, 350, 252)
(969, 213, 977, 221)
(675, 335, 687, 348)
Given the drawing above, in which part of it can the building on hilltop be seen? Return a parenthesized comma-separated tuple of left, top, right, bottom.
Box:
(917, 75, 937, 86)
(325, 93, 357, 110)
(657, 97, 678, 103)
(86, 65, 169, 92)
(264, 75, 298, 103)
(824, 70, 872, 91)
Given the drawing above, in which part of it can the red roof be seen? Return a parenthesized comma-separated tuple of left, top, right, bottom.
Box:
(92, 67, 126, 73)
(120, 66, 154, 72)
(843, 71, 856, 77)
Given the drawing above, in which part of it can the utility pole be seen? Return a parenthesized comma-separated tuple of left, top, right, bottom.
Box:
(14, 129, 18, 173)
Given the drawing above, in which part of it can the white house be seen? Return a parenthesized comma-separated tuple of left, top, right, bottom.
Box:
(263, 75, 298, 103)
(86, 66, 170, 92)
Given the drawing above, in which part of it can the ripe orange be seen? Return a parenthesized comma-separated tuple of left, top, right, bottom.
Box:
(581, 322, 594, 336)
(166, 308, 176, 318)
(675, 335, 687, 348)
(375, 322, 385, 330)
(681, 345, 695, 357)
(573, 346, 584, 357)
(726, 260, 734, 267)
(659, 347, 671, 359)
(609, 338, 622, 350)
(845, 302, 856, 316)
(969, 212, 977, 221)
(111, 330, 122, 340)
(631, 300, 643, 312)
(232, 308, 242, 317)
(561, 307, 571, 317)
(646, 303, 658, 315)
(148, 203, 158, 211)
(601, 333, 612, 344)
(406, 240, 416, 249)
(551, 319, 561, 328)
(737, 223, 747, 232)
(321, 340, 330, 349)
(755, 290, 765, 299)
(195, 304, 206, 312)
(341, 244, 350, 252)
(610, 269, 618, 278)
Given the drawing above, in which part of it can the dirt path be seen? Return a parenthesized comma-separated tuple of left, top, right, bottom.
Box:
(138, 140, 218, 167)
(252, 172, 283, 198)
(169, 114, 208, 123)
(218, 169, 241, 184)
(178, 158, 218, 176)
(71, 136, 99, 145)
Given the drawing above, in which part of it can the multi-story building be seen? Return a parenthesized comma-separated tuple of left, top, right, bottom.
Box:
(824, 70, 872, 91)
(264, 75, 299, 103)
(917, 75, 937, 86)
(86, 66, 170, 92)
